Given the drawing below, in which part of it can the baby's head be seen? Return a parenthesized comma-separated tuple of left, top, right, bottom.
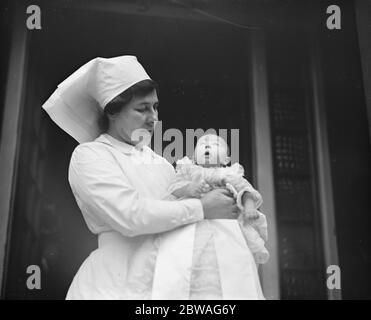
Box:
(194, 134, 230, 168)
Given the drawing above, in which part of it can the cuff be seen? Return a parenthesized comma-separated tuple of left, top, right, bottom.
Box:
(236, 188, 263, 210)
(171, 198, 204, 226)
(187, 198, 204, 222)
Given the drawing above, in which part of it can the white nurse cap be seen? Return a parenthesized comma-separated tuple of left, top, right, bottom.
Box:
(42, 55, 151, 143)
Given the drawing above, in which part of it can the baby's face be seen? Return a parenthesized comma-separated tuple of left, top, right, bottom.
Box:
(194, 135, 229, 167)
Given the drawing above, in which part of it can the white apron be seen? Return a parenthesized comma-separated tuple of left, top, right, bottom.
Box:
(152, 220, 265, 300)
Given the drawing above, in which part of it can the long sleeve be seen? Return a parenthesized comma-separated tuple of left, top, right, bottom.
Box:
(69, 144, 204, 237)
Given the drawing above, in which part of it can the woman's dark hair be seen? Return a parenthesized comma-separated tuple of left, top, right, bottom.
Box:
(99, 79, 159, 132)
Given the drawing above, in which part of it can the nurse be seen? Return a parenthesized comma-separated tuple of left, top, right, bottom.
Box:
(42, 56, 237, 299)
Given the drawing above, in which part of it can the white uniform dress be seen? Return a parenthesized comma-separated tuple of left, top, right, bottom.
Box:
(66, 134, 204, 299)
(66, 133, 264, 299)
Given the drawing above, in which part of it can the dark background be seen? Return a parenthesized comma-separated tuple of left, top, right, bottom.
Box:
(0, 0, 370, 299)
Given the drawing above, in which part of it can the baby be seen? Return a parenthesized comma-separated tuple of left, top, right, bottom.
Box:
(169, 133, 269, 264)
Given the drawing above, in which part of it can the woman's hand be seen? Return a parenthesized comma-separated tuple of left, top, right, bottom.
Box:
(200, 188, 239, 220)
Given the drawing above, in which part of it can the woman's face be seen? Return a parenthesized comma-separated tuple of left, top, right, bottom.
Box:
(108, 89, 159, 146)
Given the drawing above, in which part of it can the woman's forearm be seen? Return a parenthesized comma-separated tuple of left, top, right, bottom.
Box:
(69, 145, 204, 237)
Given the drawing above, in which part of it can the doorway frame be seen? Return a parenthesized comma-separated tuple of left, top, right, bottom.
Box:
(0, 0, 29, 296)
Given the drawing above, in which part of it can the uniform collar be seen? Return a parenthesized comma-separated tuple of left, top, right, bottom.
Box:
(95, 133, 145, 155)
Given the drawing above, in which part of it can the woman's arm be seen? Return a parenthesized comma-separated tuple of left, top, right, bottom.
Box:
(69, 145, 204, 237)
